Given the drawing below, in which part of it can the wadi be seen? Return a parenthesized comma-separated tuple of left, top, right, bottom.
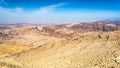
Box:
(0, 21, 120, 68)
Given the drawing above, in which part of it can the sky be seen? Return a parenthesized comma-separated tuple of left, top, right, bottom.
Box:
(0, 0, 120, 24)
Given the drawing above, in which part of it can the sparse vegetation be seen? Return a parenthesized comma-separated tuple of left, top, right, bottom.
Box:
(0, 44, 31, 55)
(0, 22, 120, 68)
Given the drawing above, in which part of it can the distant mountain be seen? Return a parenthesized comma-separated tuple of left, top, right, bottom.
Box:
(53, 21, 120, 33)
(0, 21, 120, 68)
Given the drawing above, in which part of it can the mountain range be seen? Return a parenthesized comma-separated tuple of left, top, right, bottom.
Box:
(0, 21, 120, 68)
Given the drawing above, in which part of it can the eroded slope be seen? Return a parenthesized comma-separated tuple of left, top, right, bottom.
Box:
(13, 32, 120, 68)
(0, 22, 120, 68)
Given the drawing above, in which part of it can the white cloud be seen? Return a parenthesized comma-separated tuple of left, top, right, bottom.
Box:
(14, 8, 23, 13)
(35, 3, 66, 14)
(0, 3, 65, 14)
(0, 0, 8, 5)
(1, 2, 119, 24)
(0, 3, 66, 23)
(0, 6, 11, 13)
(0, 6, 24, 14)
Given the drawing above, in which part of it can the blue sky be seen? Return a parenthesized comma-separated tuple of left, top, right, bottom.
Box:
(0, 0, 120, 24)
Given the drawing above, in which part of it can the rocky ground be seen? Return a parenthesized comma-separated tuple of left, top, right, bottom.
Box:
(0, 21, 120, 68)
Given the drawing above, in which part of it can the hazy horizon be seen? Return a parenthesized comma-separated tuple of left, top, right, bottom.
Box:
(0, 0, 120, 24)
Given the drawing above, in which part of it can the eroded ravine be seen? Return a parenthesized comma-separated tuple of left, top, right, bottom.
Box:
(10, 32, 120, 68)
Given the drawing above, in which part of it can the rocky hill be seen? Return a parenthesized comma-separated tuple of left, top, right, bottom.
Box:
(0, 31, 119, 68)
(0, 21, 120, 68)
(54, 21, 120, 33)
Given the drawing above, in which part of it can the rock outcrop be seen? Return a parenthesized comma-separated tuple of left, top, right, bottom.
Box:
(0, 21, 120, 68)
